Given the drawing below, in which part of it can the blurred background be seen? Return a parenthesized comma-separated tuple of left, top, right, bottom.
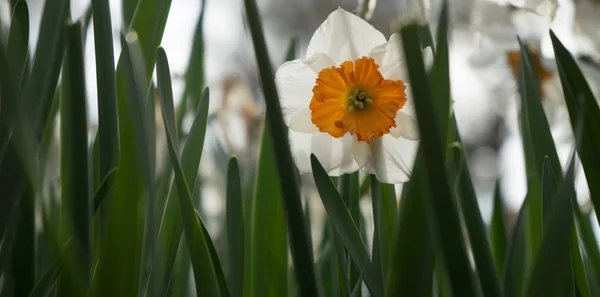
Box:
(2, 0, 600, 243)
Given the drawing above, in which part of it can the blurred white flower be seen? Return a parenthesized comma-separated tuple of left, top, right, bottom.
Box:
(483, 0, 558, 18)
(275, 8, 424, 183)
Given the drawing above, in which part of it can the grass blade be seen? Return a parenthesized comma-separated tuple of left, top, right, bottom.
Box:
(129, 0, 172, 79)
(156, 47, 221, 297)
(385, 150, 434, 297)
(93, 32, 150, 297)
(525, 155, 576, 297)
(244, 122, 288, 297)
(91, 0, 119, 179)
(541, 157, 558, 232)
(59, 21, 90, 293)
(199, 212, 231, 297)
(243, 0, 319, 295)
(179, 0, 207, 115)
(311, 154, 383, 297)
(517, 39, 562, 260)
(571, 224, 591, 297)
(400, 19, 478, 297)
(370, 177, 396, 290)
(227, 157, 245, 297)
(550, 30, 600, 226)
(20, 0, 67, 138)
(6, 1, 29, 94)
(340, 172, 361, 296)
(27, 258, 62, 297)
(122, 0, 138, 27)
(574, 207, 600, 286)
(503, 195, 529, 297)
(150, 85, 210, 297)
(449, 143, 503, 297)
(490, 181, 507, 279)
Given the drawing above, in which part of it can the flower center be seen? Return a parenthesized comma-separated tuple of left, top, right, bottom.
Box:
(346, 89, 373, 112)
(309, 56, 407, 143)
(507, 50, 553, 98)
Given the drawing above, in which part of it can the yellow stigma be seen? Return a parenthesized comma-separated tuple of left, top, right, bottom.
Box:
(309, 57, 407, 143)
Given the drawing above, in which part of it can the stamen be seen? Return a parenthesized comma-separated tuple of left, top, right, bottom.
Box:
(357, 102, 364, 109)
(358, 92, 366, 99)
(366, 98, 373, 105)
(347, 106, 355, 112)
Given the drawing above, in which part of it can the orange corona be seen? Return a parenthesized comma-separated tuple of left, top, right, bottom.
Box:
(309, 57, 407, 143)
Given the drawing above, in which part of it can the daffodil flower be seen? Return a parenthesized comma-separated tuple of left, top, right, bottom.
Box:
(275, 8, 424, 184)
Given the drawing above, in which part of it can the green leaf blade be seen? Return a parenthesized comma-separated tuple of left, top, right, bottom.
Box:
(311, 154, 383, 297)
(156, 47, 221, 297)
(242, 0, 319, 295)
(227, 157, 245, 297)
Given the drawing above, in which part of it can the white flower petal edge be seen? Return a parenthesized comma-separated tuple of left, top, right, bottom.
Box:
(352, 135, 419, 184)
(275, 53, 334, 125)
(369, 33, 408, 81)
(389, 111, 419, 140)
(307, 8, 386, 65)
(289, 108, 318, 133)
(289, 130, 359, 176)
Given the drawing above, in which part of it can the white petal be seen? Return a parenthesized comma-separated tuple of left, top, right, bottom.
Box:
(390, 111, 419, 140)
(289, 108, 318, 133)
(401, 84, 416, 117)
(368, 33, 408, 81)
(307, 8, 386, 65)
(352, 135, 419, 184)
(275, 53, 335, 125)
(289, 130, 358, 176)
(289, 130, 314, 173)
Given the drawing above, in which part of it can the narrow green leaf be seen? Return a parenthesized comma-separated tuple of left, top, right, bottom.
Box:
(332, 226, 351, 296)
(311, 154, 383, 297)
(227, 157, 245, 297)
(150, 85, 210, 297)
(27, 258, 62, 297)
(21, 0, 67, 137)
(550, 30, 600, 226)
(490, 181, 507, 279)
(180, 0, 207, 113)
(197, 212, 231, 297)
(525, 155, 576, 297)
(59, 21, 90, 293)
(340, 172, 361, 296)
(541, 157, 558, 231)
(0, 200, 19, 276)
(400, 20, 478, 297)
(517, 39, 563, 261)
(243, 0, 319, 295)
(129, 0, 172, 80)
(93, 32, 150, 297)
(370, 177, 396, 290)
(13, 192, 35, 296)
(430, 1, 450, 141)
(122, 0, 138, 27)
(503, 195, 529, 297)
(450, 144, 503, 297)
(244, 122, 288, 297)
(150, 75, 210, 297)
(6, 1, 29, 94)
(385, 150, 434, 297)
(156, 47, 221, 297)
(92, 168, 119, 212)
(574, 207, 600, 286)
(571, 224, 591, 297)
(91, 0, 119, 179)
